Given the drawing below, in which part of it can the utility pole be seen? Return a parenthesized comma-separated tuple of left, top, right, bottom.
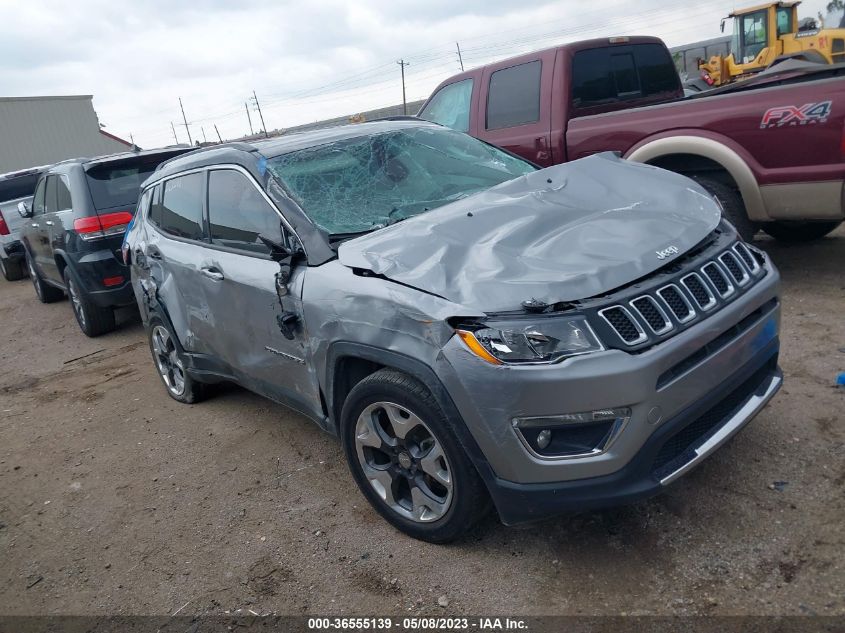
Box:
(456, 42, 464, 71)
(251, 90, 269, 138)
(244, 102, 254, 136)
(178, 97, 193, 145)
(201, 126, 207, 143)
(170, 122, 179, 144)
(214, 124, 223, 143)
(129, 133, 135, 145)
(397, 59, 410, 115)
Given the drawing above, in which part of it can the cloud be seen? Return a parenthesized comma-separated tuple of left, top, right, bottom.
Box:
(0, 0, 831, 147)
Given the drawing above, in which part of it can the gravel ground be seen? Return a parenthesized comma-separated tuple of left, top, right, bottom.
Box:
(0, 229, 843, 617)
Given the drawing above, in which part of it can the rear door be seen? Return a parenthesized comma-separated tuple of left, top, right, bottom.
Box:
(144, 171, 216, 356)
(198, 167, 319, 416)
(475, 50, 556, 165)
(43, 175, 75, 283)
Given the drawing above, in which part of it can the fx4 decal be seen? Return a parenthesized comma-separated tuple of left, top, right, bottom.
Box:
(760, 101, 832, 128)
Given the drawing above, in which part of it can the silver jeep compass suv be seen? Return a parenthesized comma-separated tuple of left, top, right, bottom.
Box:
(124, 120, 782, 542)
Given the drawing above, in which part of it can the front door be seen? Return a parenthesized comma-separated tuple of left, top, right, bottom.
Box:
(25, 177, 52, 273)
(197, 167, 320, 417)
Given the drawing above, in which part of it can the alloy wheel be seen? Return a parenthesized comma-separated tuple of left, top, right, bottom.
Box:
(151, 325, 186, 397)
(354, 401, 453, 523)
(66, 277, 86, 329)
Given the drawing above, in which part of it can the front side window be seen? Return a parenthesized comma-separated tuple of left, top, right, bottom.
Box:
(158, 172, 204, 240)
(208, 170, 282, 255)
(419, 79, 473, 132)
(267, 126, 535, 235)
(31, 179, 46, 215)
(740, 11, 768, 62)
(486, 60, 542, 130)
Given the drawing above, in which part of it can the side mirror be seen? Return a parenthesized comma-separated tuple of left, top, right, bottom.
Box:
(17, 201, 32, 218)
(258, 234, 292, 263)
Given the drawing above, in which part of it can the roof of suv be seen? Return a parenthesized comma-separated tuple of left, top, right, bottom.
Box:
(45, 146, 193, 175)
(146, 119, 439, 186)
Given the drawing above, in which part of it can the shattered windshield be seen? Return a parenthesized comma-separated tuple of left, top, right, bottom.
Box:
(266, 126, 535, 235)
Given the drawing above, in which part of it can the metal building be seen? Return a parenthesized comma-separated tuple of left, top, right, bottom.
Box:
(0, 95, 132, 173)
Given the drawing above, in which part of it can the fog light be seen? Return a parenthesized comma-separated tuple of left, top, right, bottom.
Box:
(536, 429, 552, 450)
(512, 407, 631, 458)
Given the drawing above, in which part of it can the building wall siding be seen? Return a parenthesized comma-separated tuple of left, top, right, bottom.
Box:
(0, 96, 130, 173)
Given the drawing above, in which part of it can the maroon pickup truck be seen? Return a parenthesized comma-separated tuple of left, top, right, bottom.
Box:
(418, 36, 845, 242)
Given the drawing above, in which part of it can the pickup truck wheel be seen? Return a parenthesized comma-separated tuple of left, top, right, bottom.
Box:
(341, 368, 489, 543)
(64, 269, 116, 337)
(762, 221, 842, 243)
(0, 256, 25, 281)
(693, 178, 758, 242)
(26, 252, 64, 303)
(147, 318, 206, 404)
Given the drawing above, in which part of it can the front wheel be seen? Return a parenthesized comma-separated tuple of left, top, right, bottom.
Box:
(26, 252, 64, 303)
(340, 368, 489, 543)
(762, 221, 842, 243)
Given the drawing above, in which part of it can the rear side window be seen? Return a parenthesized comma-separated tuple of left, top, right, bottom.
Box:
(208, 170, 282, 255)
(45, 176, 58, 213)
(419, 79, 473, 132)
(158, 173, 204, 240)
(571, 44, 679, 110)
(56, 176, 72, 210)
(486, 60, 541, 130)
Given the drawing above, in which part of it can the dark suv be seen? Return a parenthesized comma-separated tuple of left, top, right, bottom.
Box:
(18, 147, 191, 336)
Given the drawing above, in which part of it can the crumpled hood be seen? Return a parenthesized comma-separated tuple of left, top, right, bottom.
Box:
(338, 153, 721, 312)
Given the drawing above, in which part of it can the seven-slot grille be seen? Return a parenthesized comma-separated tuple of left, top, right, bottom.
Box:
(598, 243, 765, 347)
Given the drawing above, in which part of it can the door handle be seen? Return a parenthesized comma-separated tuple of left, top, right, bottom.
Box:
(201, 267, 224, 281)
(31, 223, 39, 228)
(44, 220, 54, 226)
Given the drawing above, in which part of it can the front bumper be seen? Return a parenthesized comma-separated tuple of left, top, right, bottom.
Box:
(436, 253, 781, 523)
(486, 343, 780, 525)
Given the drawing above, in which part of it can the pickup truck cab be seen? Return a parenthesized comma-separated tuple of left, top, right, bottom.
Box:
(419, 37, 845, 242)
(0, 166, 48, 281)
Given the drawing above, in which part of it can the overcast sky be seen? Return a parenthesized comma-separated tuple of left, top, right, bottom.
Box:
(0, 0, 835, 148)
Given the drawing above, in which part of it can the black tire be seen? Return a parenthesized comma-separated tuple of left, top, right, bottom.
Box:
(64, 268, 116, 337)
(147, 316, 206, 404)
(693, 177, 758, 242)
(0, 256, 25, 281)
(26, 251, 64, 303)
(762, 220, 842, 243)
(340, 368, 489, 543)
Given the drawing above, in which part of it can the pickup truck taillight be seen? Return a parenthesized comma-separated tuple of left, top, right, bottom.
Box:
(73, 211, 133, 241)
(0, 210, 9, 236)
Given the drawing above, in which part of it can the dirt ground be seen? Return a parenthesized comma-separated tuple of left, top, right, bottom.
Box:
(0, 229, 843, 618)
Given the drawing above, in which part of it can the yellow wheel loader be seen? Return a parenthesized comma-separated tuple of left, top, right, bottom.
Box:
(699, 1, 845, 87)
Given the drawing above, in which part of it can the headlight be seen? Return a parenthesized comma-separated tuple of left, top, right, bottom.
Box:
(456, 316, 604, 365)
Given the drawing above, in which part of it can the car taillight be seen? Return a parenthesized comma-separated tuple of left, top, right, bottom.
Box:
(73, 211, 133, 241)
(0, 210, 8, 236)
